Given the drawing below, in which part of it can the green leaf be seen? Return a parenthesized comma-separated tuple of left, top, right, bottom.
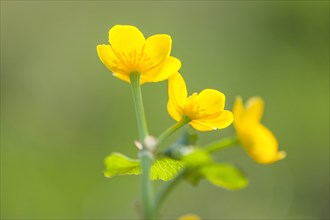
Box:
(151, 157, 185, 181)
(182, 149, 212, 167)
(180, 148, 248, 190)
(199, 163, 248, 190)
(181, 149, 214, 185)
(104, 153, 141, 178)
(104, 153, 184, 181)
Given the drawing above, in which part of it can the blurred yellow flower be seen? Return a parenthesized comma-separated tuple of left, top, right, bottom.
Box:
(97, 25, 181, 84)
(178, 214, 201, 220)
(233, 97, 286, 164)
(168, 72, 233, 131)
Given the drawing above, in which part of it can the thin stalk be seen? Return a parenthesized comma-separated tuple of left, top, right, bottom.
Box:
(129, 73, 155, 219)
(157, 116, 190, 145)
(130, 73, 149, 142)
(204, 136, 239, 153)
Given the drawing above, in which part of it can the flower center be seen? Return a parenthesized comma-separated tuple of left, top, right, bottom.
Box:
(184, 93, 203, 119)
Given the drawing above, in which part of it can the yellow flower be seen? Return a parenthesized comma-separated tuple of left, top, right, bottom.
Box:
(168, 72, 233, 131)
(178, 214, 201, 220)
(233, 97, 286, 164)
(97, 25, 181, 84)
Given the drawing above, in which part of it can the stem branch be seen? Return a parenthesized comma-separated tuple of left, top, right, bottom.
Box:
(204, 136, 239, 153)
(158, 116, 190, 145)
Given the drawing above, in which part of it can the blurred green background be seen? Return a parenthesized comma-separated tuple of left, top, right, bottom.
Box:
(1, 1, 329, 219)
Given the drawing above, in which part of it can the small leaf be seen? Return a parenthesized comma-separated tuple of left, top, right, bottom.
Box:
(183, 149, 212, 167)
(199, 164, 248, 190)
(182, 149, 213, 185)
(104, 153, 141, 178)
(182, 149, 212, 185)
(151, 157, 185, 181)
(104, 153, 184, 181)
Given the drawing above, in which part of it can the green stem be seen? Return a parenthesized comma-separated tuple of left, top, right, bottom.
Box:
(204, 136, 239, 153)
(157, 116, 190, 145)
(138, 150, 155, 219)
(129, 73, 155, 219)
(130, 73, 149, 142)
(154, 169, 186, 212)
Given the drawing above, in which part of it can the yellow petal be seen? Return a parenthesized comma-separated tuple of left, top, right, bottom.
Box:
(196, 89, 226, 115)
(178, 214, 201, 220)
(167, 100, 183, 122)
(190, 110, 234, 131)
(168, 72, 187, 109)
(109, 25, 145, 69)
(140, 34, 171, 72)
(111, 73, 147, 84)
(142, 56, 181, 82)
(244, 97, 264, 122)
(240, 124, 285, 164)
(233, 96, 243, 119)
(112, 73, 130, 83)
(96, 44, 129, 74)
(233, 96, 244, 132)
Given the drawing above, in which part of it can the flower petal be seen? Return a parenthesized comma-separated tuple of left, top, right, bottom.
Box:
(112, 73, 130, 83)
(167, 100, 183, 122)
(178, 214, 201, 220)
(244, 97, 264, 122)
(168, 72, 187, 109)
(142, 56, 181, 82)
(233, 96, 244, 128)
(240, 124, 286, 164)
(112, 72, 147, 84)
(109, 25, 145, 68)
(190, 110, 234, 131)
(196, 89, 226, 115)
(97, 44, 129, 74)
(140, 34, 171, 72)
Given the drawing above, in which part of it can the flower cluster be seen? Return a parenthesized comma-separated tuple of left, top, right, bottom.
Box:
(97, 24, 285, 164)
(97, 25, 286, 219)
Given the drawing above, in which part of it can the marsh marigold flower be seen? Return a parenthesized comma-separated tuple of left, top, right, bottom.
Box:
(168, 73, 233, 131)
(233, 97, 286, 164)
(97, 25, 181, 84)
